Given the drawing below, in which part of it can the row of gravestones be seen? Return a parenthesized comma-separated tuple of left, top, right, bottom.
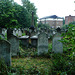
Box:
(0, 29, 19, 66)
(0, 28, 63, 66)
(1, 28, 54, 37)
(19, 30, 63, 54)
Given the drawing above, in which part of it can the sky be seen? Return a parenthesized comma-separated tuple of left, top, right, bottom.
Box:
(14, 0, 75, 18)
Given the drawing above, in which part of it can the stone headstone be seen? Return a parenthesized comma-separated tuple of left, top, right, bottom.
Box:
(2, 28, 6, 36)
(19, 35, 29, 48)
(13, 29, 16, 36)
(52, 32, 63, 53)
(16, 29, 19, 36)
(8, 35, 19, 56)
(18, 29, 22, 37)
(38, 32, 48, 55)
(30, 35, 38, 48)
(0, 40, 11, 66)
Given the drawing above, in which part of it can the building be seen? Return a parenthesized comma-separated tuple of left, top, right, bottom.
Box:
(65, 15, 75, 25)
(38, 15, 63, 28)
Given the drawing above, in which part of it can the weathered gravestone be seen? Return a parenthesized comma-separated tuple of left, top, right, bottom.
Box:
(16, 29, 19, 36)
(18, 29, 22, 37)
(13, 29, 16, 36)
(0, 40, 11, 66)
(2, 28, 6, 36)
(38, 31, 48, 55)
(7, 29, 19, 56)
(52, 28, 63, 53)
(19, 35, 29, 48)
(8, 35, 19, 56)
(30, 35, 38, 48)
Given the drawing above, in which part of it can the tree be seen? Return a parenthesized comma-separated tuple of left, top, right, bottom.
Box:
(21, 0, 38, 27)
(0, 0, 19, 28)
(0, 0, 38, 28)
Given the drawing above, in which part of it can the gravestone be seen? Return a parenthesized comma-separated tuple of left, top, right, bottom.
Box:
(2, 28, 6, 36)
(0, 28, 5, 39)
(52, 28, 63, 53)
(8, 35, 19, 56)
(13, 29, 16, 36)
(38, 32, 48, 55)
(19, 35, 29, 48)
(18, 29, 22, 37)
(30, 35, 38, 48)
(0, 40, 11, 66)
(16, 29, 19, 36)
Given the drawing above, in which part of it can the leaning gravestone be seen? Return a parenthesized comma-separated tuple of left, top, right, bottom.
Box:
(0, 40, 11, 66)
(7, 29, 19, 56)
(38, 31, 48, 55)
(52, 28, 63, 53)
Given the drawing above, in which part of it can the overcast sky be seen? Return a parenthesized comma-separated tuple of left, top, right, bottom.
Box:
(14, 0, 75, 18)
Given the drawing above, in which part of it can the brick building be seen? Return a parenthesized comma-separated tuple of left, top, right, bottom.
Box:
(65, 15, 75, 25)
(38, 15, 63, 28)
(38, 19, 63, 28)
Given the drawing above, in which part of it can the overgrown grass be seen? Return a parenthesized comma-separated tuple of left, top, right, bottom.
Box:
(11, 57, 52, 74)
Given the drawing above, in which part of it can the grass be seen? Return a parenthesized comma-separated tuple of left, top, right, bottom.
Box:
(12, 57, 52, 70)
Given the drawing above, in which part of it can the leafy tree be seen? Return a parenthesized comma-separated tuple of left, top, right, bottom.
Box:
(61, 24, 75, 54)
(21, 0, 38, 27)
(0, 0, 38, 28)
(0, 0, 18, 28)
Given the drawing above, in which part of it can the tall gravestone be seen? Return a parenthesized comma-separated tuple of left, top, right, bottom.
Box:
(52, 28, 63, 53)
(7, 29, 19, 56)
(0, 40, 11, 66)
(38, 31, 48, 55)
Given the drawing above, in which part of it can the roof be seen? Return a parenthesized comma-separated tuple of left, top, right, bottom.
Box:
(39, 15, 63, 20)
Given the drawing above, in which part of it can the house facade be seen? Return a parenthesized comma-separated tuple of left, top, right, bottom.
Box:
(65, 15, 75, 25)
(38, 19, 63, 28)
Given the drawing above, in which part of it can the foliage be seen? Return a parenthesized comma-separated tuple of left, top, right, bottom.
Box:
(0, 59, 11, 75)
(12, 57, 52, 75)
(19, 46, 37, 58)
(61, 24, 75, 54)
(50, 53, 74, 75)
(0, 0, 19, 28)
(51, 24, 75, 75)
(21, 0, 38, 27)
(0, 0, 38, 28)
(38, 22, 50, 28)
(22, 32, 26, 36)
